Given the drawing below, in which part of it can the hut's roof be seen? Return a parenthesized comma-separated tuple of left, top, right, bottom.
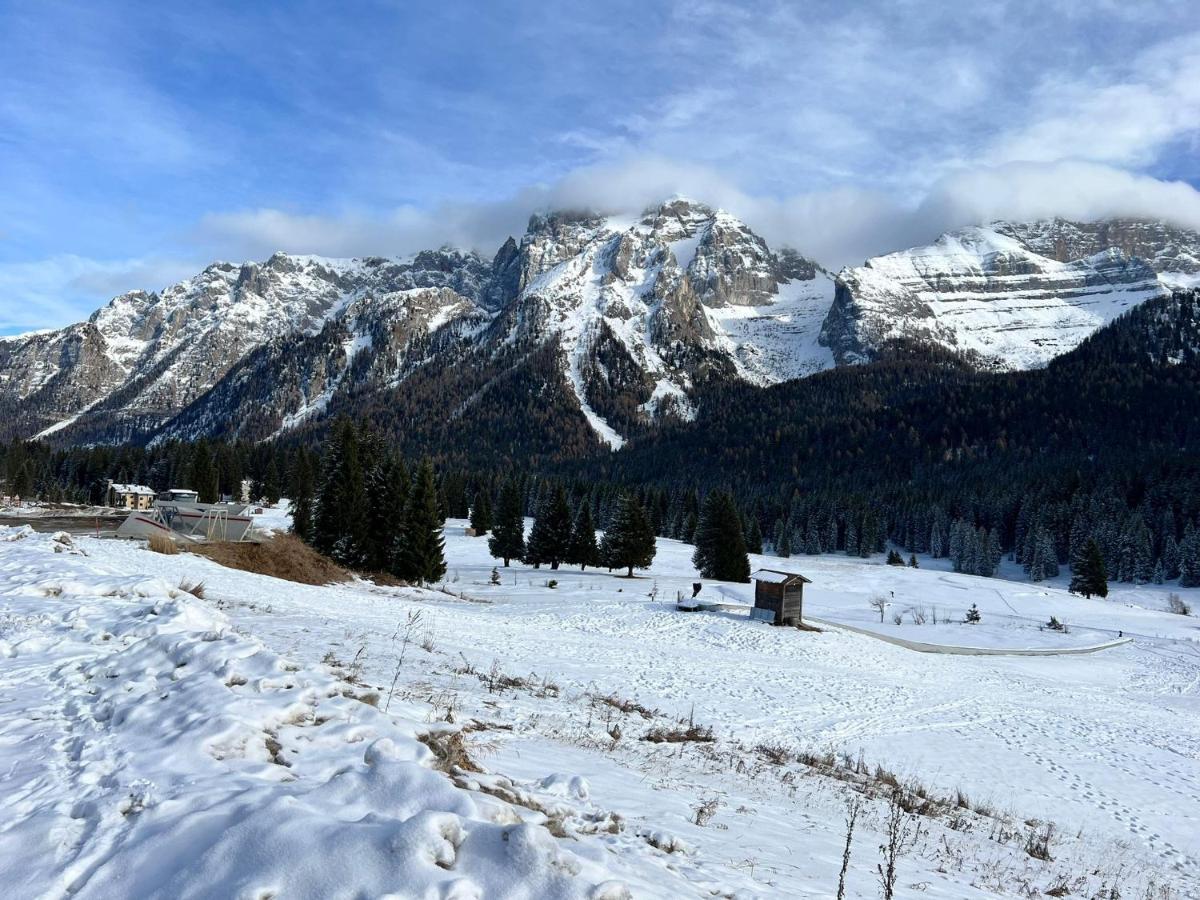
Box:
(752, 568, 812, 584)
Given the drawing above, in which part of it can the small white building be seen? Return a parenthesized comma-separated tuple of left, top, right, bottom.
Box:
(108, 482, 156, 510)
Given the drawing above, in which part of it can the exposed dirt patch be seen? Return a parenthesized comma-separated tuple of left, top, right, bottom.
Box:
(190, 533, 351, 585)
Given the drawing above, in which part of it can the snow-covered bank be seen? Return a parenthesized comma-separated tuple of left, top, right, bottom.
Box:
(11, 521, 1192, 897)
(0, 527, 719, 898)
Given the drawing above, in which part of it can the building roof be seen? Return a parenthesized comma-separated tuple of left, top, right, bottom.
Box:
(751, 568, 812, 584)
(109, 483, 156, 496)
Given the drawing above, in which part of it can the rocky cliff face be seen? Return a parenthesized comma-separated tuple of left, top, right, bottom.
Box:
(4, 203, 1197, 449)
(2, 251, 491, 443)
(820, 221, 1198, 369)
(479, 199, 829, 447)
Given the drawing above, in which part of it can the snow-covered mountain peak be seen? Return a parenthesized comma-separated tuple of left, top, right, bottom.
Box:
(823, 218, 1194, 369)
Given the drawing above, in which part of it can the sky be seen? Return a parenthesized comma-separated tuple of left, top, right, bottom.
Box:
(2, 0, 1200, 334)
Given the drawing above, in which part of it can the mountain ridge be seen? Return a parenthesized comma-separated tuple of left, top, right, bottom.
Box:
(3, 202, 1198, 450)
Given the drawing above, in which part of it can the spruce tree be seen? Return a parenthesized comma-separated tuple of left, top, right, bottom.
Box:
(525, 484, 573, 570)
(363, 453, 408, 574)
(488, 478, 525, 566)
(1180, 524, 1200, 588)
(191, 440, 219, 503)
(744, 517, 763, 554)
(568, 502, 601, 571)
(399, 459, 446, 584)
(1068, 539, 1108, 598)
(261, 456, 282, 505)
(289, 448, 315, 542)
(691, 490, 751, 582)
(469, 488, 492, 536)
(601, 493, 657, 577)
(312, 419, 369, 567)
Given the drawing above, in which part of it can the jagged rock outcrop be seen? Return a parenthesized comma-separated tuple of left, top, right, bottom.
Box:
(820, 222, 1195, 369)
(1, 251, 490, 443)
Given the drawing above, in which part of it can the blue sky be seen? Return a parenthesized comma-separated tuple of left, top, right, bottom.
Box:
(3, 0, 1200, 333)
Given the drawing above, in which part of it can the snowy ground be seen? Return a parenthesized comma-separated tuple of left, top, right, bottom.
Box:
(2, 520, 1197, 898)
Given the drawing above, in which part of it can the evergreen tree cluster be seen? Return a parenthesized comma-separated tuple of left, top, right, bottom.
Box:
(307, 419, 446, 584)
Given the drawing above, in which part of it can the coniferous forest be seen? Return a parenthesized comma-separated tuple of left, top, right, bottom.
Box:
(5, 291, 1200, 590)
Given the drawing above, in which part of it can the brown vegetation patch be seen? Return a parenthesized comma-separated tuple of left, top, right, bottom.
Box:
(147, 533, 179, 555)
(643, 723, 715, 744)
(418, 730, 482, 774)
(190, 533, 351, 585)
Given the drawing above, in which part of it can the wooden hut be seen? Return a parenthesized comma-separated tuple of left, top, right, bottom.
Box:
(750, 569, 811, 626)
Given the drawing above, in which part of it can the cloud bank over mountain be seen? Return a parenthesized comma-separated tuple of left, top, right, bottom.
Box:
(2, 0, 1199, 332)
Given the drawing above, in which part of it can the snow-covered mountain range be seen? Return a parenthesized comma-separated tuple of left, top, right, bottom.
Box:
(823, 219, 1197, 368)
(2, 201, 1198, 448)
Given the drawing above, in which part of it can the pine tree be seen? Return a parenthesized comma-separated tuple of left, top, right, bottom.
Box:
(261, 456, 282, 505)
(908, 553, 919, 568)
(601, 493, 657, 577)
(568, 502, 601, 571)
(398, 459, 445, 584)
(1162, 533, 1181, 580)
(1068, 539, 1108, 598)
(312, 419, 369, 566)
(692, 490, 751, 582)
(488, 478, 525, 566)
(191, 440, 219, 503)
(803, 520, 822, 555)
(469, 487, 492, 536)
(289, 448, 316, 542)
(363, 454, 408, 574)
(773, 517, 792, 557)
(1180, 524, 1200, 588)
(525, 485, 573, 570)
(745, 517, 763, 554)
(965, 603, 982, 624)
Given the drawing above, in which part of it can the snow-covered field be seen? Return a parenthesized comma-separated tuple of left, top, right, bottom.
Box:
(2, 519, 1197, 898)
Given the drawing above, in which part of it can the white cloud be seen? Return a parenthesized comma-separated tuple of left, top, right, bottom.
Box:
(987, 33, 1200, 168)
(193, 156, 1200, 275)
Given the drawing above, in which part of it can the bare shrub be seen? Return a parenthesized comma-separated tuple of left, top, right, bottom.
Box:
(909, 605, 927, 625)
(1167, 592, 1191, 616)
(147, 533, 178, 555)
(754, 743, 792, 766)
(869, 595, 887, 622)
(384, 610, 423, 713)
(891, 613, 903, 625)
(1024, 821, 1055, 861)
(837, 795, 862, 900)
(877, 786, 924, 900)
(692, 796, 720, 827)
(591, 693, 656, 719)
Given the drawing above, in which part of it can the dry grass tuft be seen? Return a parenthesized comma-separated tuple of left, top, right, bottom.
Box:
(190, 533, 350, 585)
(177, 579, 206, 599)
(590, 693, 657, 719)
(418, 730, 482, 774)
(147, 533, 178, 555)
(643, 724, 715, 744)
